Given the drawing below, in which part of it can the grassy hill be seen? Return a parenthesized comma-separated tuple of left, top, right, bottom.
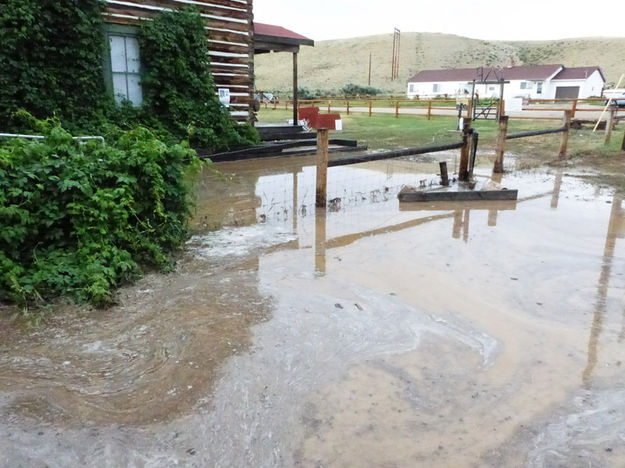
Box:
(254, 33, 625, 95)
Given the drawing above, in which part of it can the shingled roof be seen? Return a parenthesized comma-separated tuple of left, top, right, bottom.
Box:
(408, 65, 565, 83)
(254, 23, 314, 45)
(553, 66, 605, 82)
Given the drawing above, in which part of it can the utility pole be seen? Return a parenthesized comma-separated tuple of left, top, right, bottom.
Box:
(391, 28, 401, 81)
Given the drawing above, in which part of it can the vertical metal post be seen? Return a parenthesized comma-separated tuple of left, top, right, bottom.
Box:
(439, 161, 449, 186)
(316, 129, 329, 207)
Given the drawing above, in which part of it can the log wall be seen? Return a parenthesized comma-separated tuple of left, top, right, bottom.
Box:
(103, 0, 254, 121)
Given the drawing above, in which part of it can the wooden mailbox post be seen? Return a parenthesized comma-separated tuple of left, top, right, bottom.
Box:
(299, 107, 342, 207)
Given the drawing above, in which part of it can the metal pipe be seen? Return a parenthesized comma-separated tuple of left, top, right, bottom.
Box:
(0, 133, 105, 145)
(329, 141, 464, 167)
(506, 127, 567, 140)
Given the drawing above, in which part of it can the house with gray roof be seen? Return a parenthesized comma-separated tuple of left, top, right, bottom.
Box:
(406, 65, 605, 101)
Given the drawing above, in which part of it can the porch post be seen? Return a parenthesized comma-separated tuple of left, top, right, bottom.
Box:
(293, 52, 299, 126)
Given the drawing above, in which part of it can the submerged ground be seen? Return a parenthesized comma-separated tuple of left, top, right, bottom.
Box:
(1, 147, 625, 466)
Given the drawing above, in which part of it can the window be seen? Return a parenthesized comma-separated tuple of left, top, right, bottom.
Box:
(488, 86, 495, 91)
(108, 34, 142, 106)
(520, 81, 534, 90)
(433, 83, 440, 93)
(537, 82, 543, 94)
(409, 83, 415, 93)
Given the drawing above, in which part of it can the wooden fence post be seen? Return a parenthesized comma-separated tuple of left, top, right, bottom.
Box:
(571, 100, 578, 119)
(559, 110, 572, 158)
(346, 100, 350, 115)
(605, 107, 616, 145)
(459, 119, 473, 182)
(395, 101, 399, 118)
(316, 129, 329, 207)
(285, 99, 288, 111)
(427, 101, 432, 120)
(622, 126, 625, 152)
(369, 100, 372, 117)
(493, 115, 509, 173)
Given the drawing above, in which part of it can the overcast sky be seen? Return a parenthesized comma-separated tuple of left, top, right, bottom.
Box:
(254, 0, 625, 42)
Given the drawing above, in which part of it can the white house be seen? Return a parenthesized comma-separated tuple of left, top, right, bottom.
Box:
(549, 67, 606, 99)
(406, 65, 605, 102)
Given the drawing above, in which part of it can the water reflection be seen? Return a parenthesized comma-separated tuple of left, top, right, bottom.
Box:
(3, 155, 625, 465)
(583, 195, 624, 386)
(551, 169, 564, 209)
(315, 207, 327, 276)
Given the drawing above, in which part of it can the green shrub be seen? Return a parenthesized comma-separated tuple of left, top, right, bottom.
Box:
(0, 117, 200, 307)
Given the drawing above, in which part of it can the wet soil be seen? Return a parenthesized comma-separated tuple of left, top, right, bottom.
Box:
(1, 154, 625, 467)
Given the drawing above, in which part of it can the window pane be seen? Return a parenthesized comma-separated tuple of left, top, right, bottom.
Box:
(125, 37, 141, 74)
(127, 74, 143, 106)
(110, 36, 127, 73)
(112, 73, 128, 104)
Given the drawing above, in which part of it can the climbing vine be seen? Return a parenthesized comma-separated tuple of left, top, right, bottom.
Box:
(0, 0, 109, 132)
(139, 8, 258, 151)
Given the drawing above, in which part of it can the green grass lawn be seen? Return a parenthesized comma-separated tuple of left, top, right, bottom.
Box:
(257, 108, 625, 164)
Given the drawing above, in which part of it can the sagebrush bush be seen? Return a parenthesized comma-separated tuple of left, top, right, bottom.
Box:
(0, 117, 200, 307)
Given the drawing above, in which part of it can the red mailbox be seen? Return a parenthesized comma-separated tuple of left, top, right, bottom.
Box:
(299, 107, 342, 130)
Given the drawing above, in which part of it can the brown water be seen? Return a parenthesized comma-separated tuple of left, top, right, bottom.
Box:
(1, 154, 625, 467)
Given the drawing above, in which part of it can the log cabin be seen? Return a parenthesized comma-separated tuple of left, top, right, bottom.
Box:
(102, 1, 313, 123)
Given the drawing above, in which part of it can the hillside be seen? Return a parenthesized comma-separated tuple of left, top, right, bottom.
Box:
(254, 32, 625, 95)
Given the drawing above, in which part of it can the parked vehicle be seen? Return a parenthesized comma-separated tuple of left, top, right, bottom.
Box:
(255, 92, 279, 104)
(606, 92, 625, 108)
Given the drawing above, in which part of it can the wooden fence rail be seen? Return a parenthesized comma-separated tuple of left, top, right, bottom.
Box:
(272, 97, 620, 122)
(494, 111, 571, 173)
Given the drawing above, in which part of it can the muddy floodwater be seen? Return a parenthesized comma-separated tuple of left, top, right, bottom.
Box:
(2, 153, 625, 467)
